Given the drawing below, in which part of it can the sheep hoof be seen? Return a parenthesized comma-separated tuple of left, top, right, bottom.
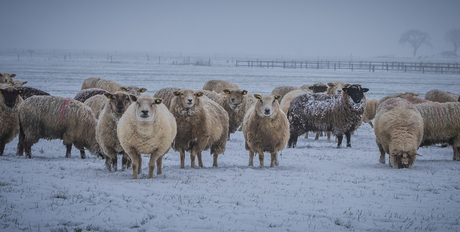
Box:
(347, 144, 352, 148)
(379, 158, 385, 164)
(453, 157, 460, 161)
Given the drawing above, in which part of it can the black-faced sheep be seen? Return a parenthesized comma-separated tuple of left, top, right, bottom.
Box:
(117, 94, 177, 179)
(74, 88, 109, 103)
(0, 73, 16, 84)
(15, 87, 50, 100)
(0, 87, 23, 156)
(96, 91, 133, 171)
(287, 84, 369, 148)
(202, 89, 248, 139)
(271, 86, 300, 102)
(415, 101, 460, 161)
(16, 96, 101, 158)
(374, 98, 424, 168)
(81, 77, 147, 96)
(202, 80, 240, 93)
(243, 94, 289, 167)
(425, 89, 460, 103)
(169, 89, 229, 168)
(153, 87, 181, 109)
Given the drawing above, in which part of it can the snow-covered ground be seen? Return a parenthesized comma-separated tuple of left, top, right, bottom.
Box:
(1, 54, 460, 232)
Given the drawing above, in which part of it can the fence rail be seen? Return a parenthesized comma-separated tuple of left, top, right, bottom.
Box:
(235, 60, 460, 74)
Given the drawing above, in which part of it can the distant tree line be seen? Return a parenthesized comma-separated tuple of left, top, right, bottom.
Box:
(399, 28, 460, 57)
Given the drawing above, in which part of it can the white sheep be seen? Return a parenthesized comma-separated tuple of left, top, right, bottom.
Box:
(81, 77, 147, 96)
(117, 94, 177, 179)
(0, 87, 23, 156)
(374, 98, 424, 168)
(0, 73, 16, 84)
(169, 89, 229, 168)
(96, 91, 133, 171)
(243, 94, 289, 167)
(202, 80, 240, 93)
(271, 86, 300, 102)
(425, 89, 459, 103)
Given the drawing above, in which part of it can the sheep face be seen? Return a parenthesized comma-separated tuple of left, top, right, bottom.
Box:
(173, 90, 203, 109)
(0, 87, 22, 108)
(104, 91, 132, 116)
(342, 84, 369, 104)
(223, 89, 247, 110)
(0, 73, 16, 83)
(254, 94, 281, 118)
(130, 95, 162, 122)
(308, 83, 328, 93)
(119, 86, 147, 96)
(327, 81, 347, 95)
(389, 151, 417, 169)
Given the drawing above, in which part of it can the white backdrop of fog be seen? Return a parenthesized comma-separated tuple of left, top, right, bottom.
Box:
(1, 0, 459, 59)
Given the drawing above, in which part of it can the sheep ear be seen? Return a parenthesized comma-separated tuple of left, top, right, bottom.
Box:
(18, 90, 22, 94)
(344, 83, 351, 88)
(196, 91, 204, 97)
(11, 74, 16, 78)
(154, 98, 163, 104)
(22, 81, 28, 85)
(327, 82, 334, 87)
(242, 90, 248, 95)
(254, 94, 261, 99)
(362, 88, 369, 93)
(173, 91, 181, 96)
(140, 88, 147, 93)
(308, 86, 314, 90)
(274, 95, 281, 100)
(342, 88, 348, 94)
(119, 87, 127, 92)
(104, 93, 112, 99)
(223, 89, 231, 95)
(129, 95, 137, 102)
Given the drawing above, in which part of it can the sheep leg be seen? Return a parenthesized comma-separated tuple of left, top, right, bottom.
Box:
(369, 121, 374, 128)
(453, 146, 460, 161)
(125, 147, 141, 179)
(377, 141, 386, 164)
(16, 127, 25, 156)
(121, 152, 131, 170)
(327, 132, 331, 142)
(198, 152, 204, 167)
(148, 154, 157, 179)
(0, 140, 5, 156)
(80, 150, 86, 159)
(270, 152, 279, 167)
(258, 153, 264, 167)
(24, 142, 33, 159)
(65, 144, 72, 158)
(345, 131, 352, 147)
(248, 151, 254, 166)
(190, 151, 196, 169)
(156, 156, 163, 175)
(179, 149, 186, 169)
(288, 133, 299, 148)
(315, 132, 320, 140)
(337, 135, 343, 147)
(213, 153, 218, 167)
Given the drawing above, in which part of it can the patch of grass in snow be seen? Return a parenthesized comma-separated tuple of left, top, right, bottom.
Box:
(0, 181, 9, 187)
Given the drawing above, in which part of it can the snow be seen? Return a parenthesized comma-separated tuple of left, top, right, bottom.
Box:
(1, 54, 460, 231)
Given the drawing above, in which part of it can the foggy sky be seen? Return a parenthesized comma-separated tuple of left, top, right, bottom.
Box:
(1, 0, 459, 58)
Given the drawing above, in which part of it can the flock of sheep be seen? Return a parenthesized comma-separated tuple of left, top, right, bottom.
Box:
(1, 72, 460, 179)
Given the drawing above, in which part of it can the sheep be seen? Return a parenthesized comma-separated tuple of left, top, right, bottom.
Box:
(0, 81, 27, 89)
(374, 98, 424, 168)
(202, 80, 240, 93)
(415, 101, 460, 161)
(243, 94, 289, 167)
(0, 87, 23, 156)
(16, 96, 101, 158)
(287, 84, 369, 148)
(377, 92, 427, 106)
(169, 89, 229, 169)
(15, 87, 50, 100)
(202, 89, 248, 139)
(96, 91, 133, 171)
(84, 94, 107, 119)
(425, 89, 460, 103)
(117, 94, 177, 179)
(153, 87, 181, 109)
(81, 77, 147, 96)
(363, 99, 378, 128)
(0, 73, 16, 84)
(280, 89, 309, 114)
(307, 82, 328, 94)
(326, 81, 347, 95)
(74, 88, 109, 103)
(271, 86, 300, 102)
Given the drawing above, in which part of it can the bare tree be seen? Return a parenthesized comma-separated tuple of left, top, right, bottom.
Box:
(399, 30, 432, 57)
(445, 28, 460, 57)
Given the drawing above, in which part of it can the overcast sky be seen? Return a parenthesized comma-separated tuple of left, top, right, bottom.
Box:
(1, 0, 459, 58)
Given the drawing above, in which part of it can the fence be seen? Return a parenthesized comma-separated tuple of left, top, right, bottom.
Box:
(235, 60, 460, 74)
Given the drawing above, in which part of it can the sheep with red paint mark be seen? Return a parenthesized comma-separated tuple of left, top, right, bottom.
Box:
(0, 87, 23, 156)
(202, 80, 240, 93)
(425, 89, 460, 103)
(374, 98, 424, 168)
(16, 96, 101, 158)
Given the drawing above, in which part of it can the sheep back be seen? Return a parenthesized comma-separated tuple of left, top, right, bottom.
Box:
(374, 98, 424, 168)
(153, 87, 181, 109)
(202, 80, 240, 93)
(425, 89, 459, 103)
(271, 86, 299, 102)
(74, 88, 108, 103)
(16, 87, 50, 100)
(84, 94, 107, 119)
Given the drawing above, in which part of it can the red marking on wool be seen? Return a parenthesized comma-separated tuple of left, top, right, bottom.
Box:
(434, 102, 443, 120)
(288, 86, 293, 91)
(59, 98, 71, 123)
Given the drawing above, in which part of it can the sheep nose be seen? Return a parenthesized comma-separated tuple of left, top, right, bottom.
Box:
(230, 98, 236, 103)
(141, 109, 149, 115)
(264, 108, 271, 115)
(187, 99, 193, 104)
